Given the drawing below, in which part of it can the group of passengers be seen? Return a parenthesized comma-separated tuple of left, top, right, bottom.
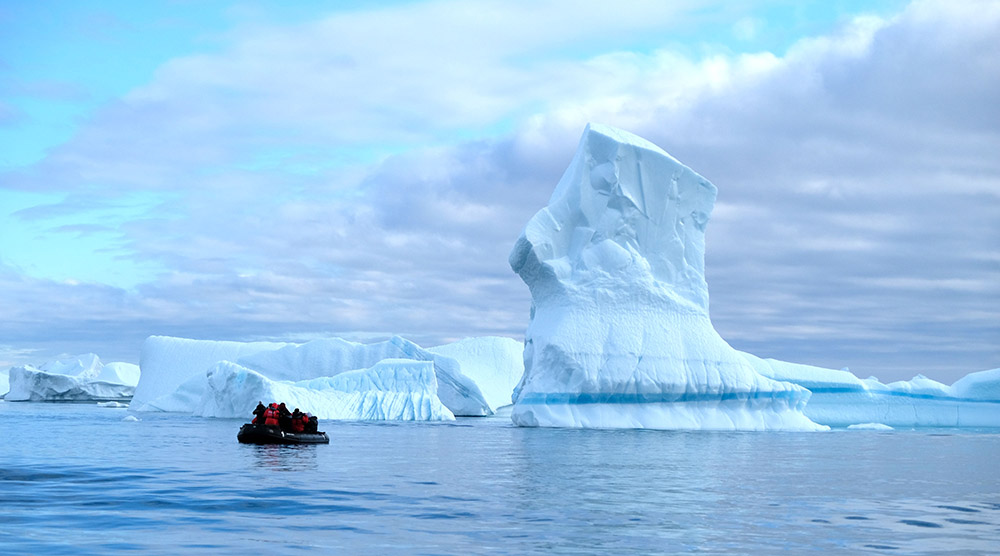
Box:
(252, 401, 318, 434)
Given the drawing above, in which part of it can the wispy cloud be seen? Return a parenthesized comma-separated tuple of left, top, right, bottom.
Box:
(0, 1, 996, 383)
(0, 100, 23, 126)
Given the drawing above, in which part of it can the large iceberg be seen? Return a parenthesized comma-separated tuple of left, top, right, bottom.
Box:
(741, 353, 1000, 427)
(133, 335, 491, 417)
(132, 336, 291, 409)
(428, 336, 524, 410)
(508, 123, 823, 430)
(194, 359, 454, 421)
(4, 354, 140, 402)
(233, 336, 489, 416)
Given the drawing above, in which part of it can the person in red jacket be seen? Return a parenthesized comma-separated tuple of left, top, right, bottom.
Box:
(263, 403, 280, 426)
(291, 408, 306, 433)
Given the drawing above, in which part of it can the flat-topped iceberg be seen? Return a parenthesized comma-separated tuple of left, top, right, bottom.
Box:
(4, 354, 140, 402)
(133, 334, 491, 418)
(235, 336, 489, 416)
(132, 336, 291, 409)
(195, 359, 454, 421)
(741, 353, 1000, 427)
(508, 123, 823, 430)
(428, 337, 524, 410)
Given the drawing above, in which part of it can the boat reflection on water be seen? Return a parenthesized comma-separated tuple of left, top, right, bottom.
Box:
(243, 440, 322, 472)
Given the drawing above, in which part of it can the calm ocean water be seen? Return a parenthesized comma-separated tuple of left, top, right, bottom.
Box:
(0, 402, 998, 555)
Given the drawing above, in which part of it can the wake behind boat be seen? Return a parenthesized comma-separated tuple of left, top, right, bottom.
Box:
(237, 423, 329, 444)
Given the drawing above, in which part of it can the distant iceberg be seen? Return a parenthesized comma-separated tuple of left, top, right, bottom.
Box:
(428, 337, 524, 410)
(234, 336, 490, 416)
(4, 354, 140, 402)
(133, 334, 491, 419)
(846, 423, 894, 431)
(131, 336, 291, 409)
(508, 123, 823, 431)
(742, 353, 1000, 427)
(195, 359, 454, 421)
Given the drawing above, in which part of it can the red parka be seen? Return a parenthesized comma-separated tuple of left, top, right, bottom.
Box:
(263, 404, 279, 426)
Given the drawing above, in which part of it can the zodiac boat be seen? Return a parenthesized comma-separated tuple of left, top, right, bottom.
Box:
(237, 423, 330, 445)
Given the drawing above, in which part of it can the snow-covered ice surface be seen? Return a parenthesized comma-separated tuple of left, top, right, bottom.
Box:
(5, 366, 136, 402)
(508, 123, 823, 430)
(97, 362, 141, 388)
(4, 354, 139, 402)
(195, 359, 454, 421)
(133, 335, 490, 419)
(234, 336, 489, 416)
(429, 337, 524, 410)
(32, 353, 139, 387)
(132, 336, 291, 409)
(742, 353, 1000, 427)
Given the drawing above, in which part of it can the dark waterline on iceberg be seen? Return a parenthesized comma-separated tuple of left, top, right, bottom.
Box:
(1, 402, 998, 555)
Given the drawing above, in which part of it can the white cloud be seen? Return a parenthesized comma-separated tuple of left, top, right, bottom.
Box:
(0, 0, 997, 383)
(732, 17, 764, 42)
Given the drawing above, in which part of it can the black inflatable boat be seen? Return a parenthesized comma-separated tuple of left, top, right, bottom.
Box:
(237, 423, 329, 445)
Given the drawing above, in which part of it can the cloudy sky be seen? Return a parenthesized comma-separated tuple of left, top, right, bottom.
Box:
(1, 0, 997, 383)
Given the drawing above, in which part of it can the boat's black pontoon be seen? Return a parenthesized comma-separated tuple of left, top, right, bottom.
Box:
(237, 423, 329, 445)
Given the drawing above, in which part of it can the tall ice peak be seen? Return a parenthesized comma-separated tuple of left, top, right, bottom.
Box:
(511, 122, 717, 314)
(508, 123, 822, 430)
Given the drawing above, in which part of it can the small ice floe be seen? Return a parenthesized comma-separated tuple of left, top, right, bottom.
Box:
(122, 415, 140, 422)
(97, 401, 128, 408)
(847, 423, 894, 431)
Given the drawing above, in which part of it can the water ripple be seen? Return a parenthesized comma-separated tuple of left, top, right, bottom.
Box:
(1, 404, 998, 554)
